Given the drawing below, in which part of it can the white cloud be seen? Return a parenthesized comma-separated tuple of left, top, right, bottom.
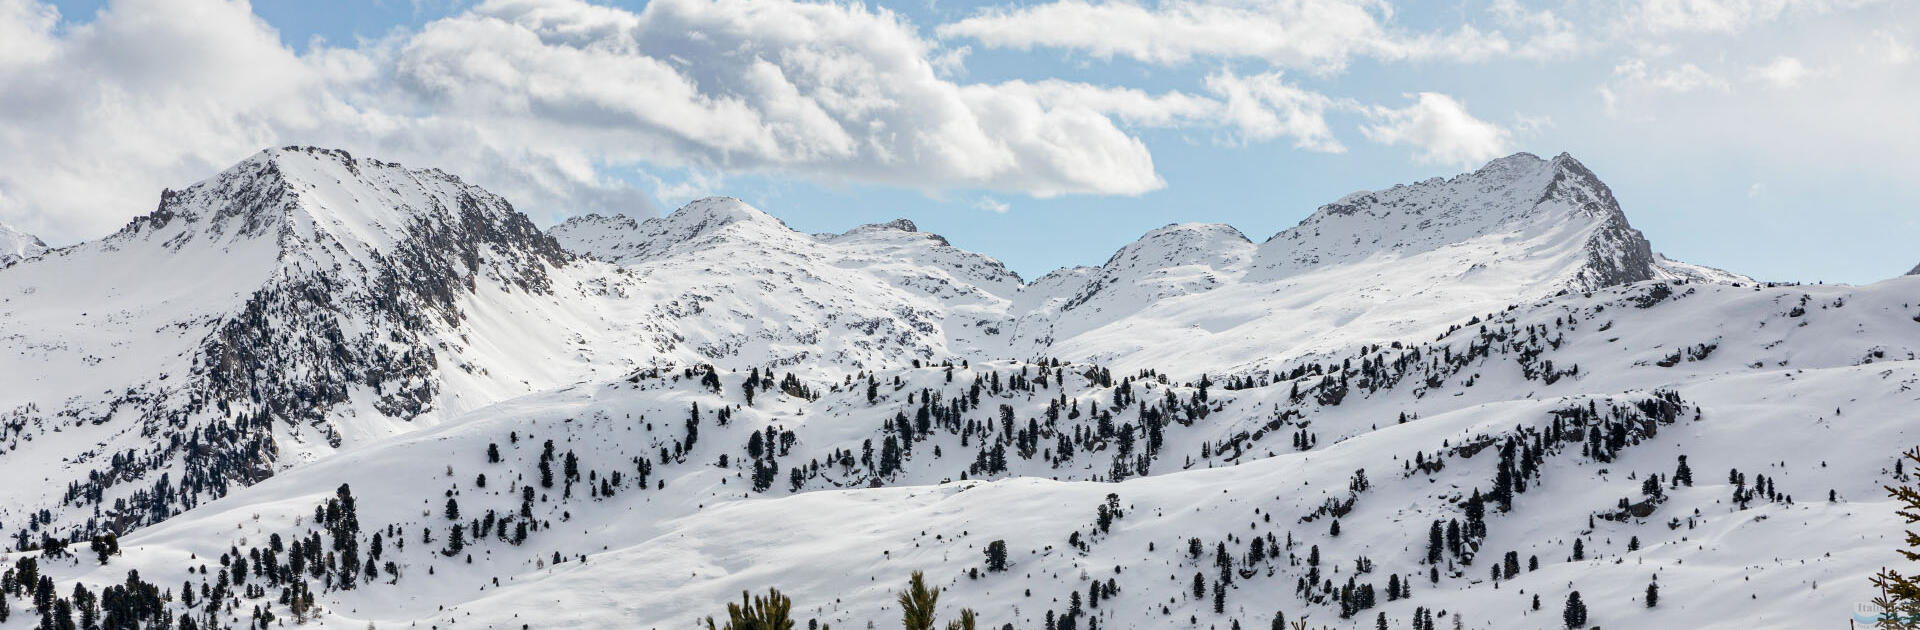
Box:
(1512, 112, 1555, 136)
(1490, 0, 1582, 58)
(0, 0, 1207, 243)
(1871, 29, 1913, 64)
(936, 0, 1569, 73)
(976, 197, 1011, 214)
(988, 71, 1348, 153)
(1748, 55, 1809, 87)
(1612, 58, 1730, 92)
(0, 0, 58, 66)
(1620, 0, 1887, 34)
(1359, 93, 1512, 167)
(643, 168, 727, 210)
(1203, 70, 1345, 152)
(986, 80, 1222, 130)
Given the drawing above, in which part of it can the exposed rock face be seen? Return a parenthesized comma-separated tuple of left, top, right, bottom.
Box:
(0, 146, 574, 531)
(0, 221, 46, 267)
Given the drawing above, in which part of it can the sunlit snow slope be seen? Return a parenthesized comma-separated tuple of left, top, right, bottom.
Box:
(10, 147, 1908, 630)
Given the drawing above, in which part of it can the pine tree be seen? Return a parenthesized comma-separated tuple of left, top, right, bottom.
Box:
(1645, 581, 1658, 608)
(1426, 521, 1443, 564)
(443, 524, 465, 557)
(894, 571, 976, 630)
(1562, 591, 1587, 629)
(901, 571, 941, 630)
(1870, 447, 1920, 627)
(706, 588, 795, 630)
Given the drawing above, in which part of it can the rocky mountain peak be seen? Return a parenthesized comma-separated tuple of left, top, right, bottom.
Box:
(667, 197, 785, 233)
(0, 221, 47, 267)
(1258, 151, 1660, 290)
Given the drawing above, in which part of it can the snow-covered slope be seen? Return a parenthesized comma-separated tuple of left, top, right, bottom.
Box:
(0, 147, 654, 538)
(0, 149, 1759, 544)
(9, 274, 1914, 629)
(0, 221, 45, 267)
(1012, 152, 1752, 375)
(10, 147, 1897, 630)
(549, 200, 1023, 371)
(537, 153, 1744, 381)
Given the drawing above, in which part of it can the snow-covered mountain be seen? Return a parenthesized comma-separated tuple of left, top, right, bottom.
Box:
(5, 147, 1909, 630)
(0, 222, 45, 267)
(0, 146, 638, 536)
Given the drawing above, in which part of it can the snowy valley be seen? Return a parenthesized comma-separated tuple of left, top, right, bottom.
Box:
(0, 147, 1916, 629)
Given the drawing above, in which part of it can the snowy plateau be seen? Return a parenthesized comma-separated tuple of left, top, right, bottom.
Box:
(1, 146, 1917, 629)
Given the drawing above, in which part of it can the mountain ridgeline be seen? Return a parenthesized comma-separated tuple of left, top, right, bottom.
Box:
(3, 146, 1916, 629)
(0, 148, 1718, 538)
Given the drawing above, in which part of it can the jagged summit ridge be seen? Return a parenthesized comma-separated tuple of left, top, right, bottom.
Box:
(109, 146, 565, 270)
(1257, 151, 1657, 289)
(549, 196, 794, 263)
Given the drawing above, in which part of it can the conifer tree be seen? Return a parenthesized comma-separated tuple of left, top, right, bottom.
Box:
(706, 588, 795, 630)
(985, 541, 1008, 572)
(1562, 591, 1587, 629)
(1870, 447, 1920, 627)
(898, 571, 974, 630)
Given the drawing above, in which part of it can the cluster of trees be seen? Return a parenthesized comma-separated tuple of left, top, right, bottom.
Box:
(0, 483, 409, 630)
(705, 572, 984, 630)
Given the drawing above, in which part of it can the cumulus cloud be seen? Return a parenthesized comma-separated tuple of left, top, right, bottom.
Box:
(1203, 70, 1345, 152)
(936, 0, 1571, 72)
(0, 0, 1204, 242)
(1359, 93, 1512, 167)
(4, 0, 1432, 240)
(986, 71, 1348, 152)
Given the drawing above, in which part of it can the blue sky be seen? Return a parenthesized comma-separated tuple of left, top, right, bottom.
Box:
(12, 0, 1919, 283)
